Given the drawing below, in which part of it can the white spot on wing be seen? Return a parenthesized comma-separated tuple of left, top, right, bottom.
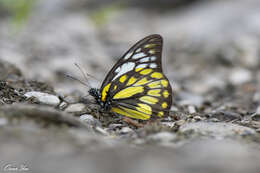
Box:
(150, 63, 157, 68)
(124, 52, 133, 60)
(139, 57, 150, 63)
(150, 56, 156, 61)
(132, 52, 146, 59)
(136, 48, 141, 52)
(112, 62, 135, 80)
(136, 64, 148, 69)
(115, 67, 121, 73)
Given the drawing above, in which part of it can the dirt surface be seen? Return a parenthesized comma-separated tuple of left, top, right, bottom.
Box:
(1, 0, 260, 173)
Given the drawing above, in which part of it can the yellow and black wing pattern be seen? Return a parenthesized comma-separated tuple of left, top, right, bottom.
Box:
(89, 34, 172, 120)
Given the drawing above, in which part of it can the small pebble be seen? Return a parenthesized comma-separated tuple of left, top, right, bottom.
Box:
(79, 114, 101, 127)
(24, 91, 60, 106)
(65, 103, 85, 113)
(59, 102, 68, 110)
(148, 132, 176, 143)
(161, 122, 175, 128)
(108, 124, 124, 130)
(95, 126, 109, 136)
(188, 105, 196, 114)
(209, 118, 220, 122)
(193, 116, 202, 121)
(120, 127, 134, 134)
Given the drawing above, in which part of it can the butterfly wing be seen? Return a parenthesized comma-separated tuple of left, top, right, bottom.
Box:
(100, 34, 172, 120)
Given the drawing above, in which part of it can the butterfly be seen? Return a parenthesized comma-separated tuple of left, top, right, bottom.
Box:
(89, 34, 172, 120)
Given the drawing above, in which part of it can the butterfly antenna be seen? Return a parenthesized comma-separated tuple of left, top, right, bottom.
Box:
(74, 63, 99, 82)
(65, 74, 89, 87)
(74, 63, 92, 88)
(86, 73, 99, 81)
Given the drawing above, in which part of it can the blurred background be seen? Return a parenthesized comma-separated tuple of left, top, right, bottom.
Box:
(1, 1, 260, 172)
(1, 0, 260, 99)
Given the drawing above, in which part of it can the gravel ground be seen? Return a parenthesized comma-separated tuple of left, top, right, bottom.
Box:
(1, 0, 260, 173)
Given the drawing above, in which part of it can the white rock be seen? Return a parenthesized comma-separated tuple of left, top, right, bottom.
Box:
(80, 114, 95, 123)
(59, 102, 68, 110)
(193, 116, 202, 121)
(24, 91, 60, 106)
(161, 122, 175, 128)
(148, 132, 176, 143)
(120, 127, 134, 134)
(95, 126, 109, 136)
(65, 103, 85, 112)
(79, 114, 101, 127)
(80, 114, 94, 120)
(188, 105, 196, 114)
(229, 68, 252, 85)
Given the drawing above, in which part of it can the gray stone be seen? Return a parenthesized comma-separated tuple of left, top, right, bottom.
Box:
(108, 124, 124, 130)
(180, 122, 255, 137)
(95, 126, 109, 136)
(65, 103, 85, 113)
(24, 91, 60, 106)
(79, 114, 101, 127)
(120, 127, 134, 134)
(188, 105, 196, 114)
(161, 122, 175, 128)
(193, 116, 202, 121)
(58, 102, 68, 110)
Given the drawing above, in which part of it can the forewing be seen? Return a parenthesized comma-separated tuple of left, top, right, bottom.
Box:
(100, 34, 164, 103)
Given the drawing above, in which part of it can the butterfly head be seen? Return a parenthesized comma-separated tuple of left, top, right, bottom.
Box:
(88, 88, 111, 111)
